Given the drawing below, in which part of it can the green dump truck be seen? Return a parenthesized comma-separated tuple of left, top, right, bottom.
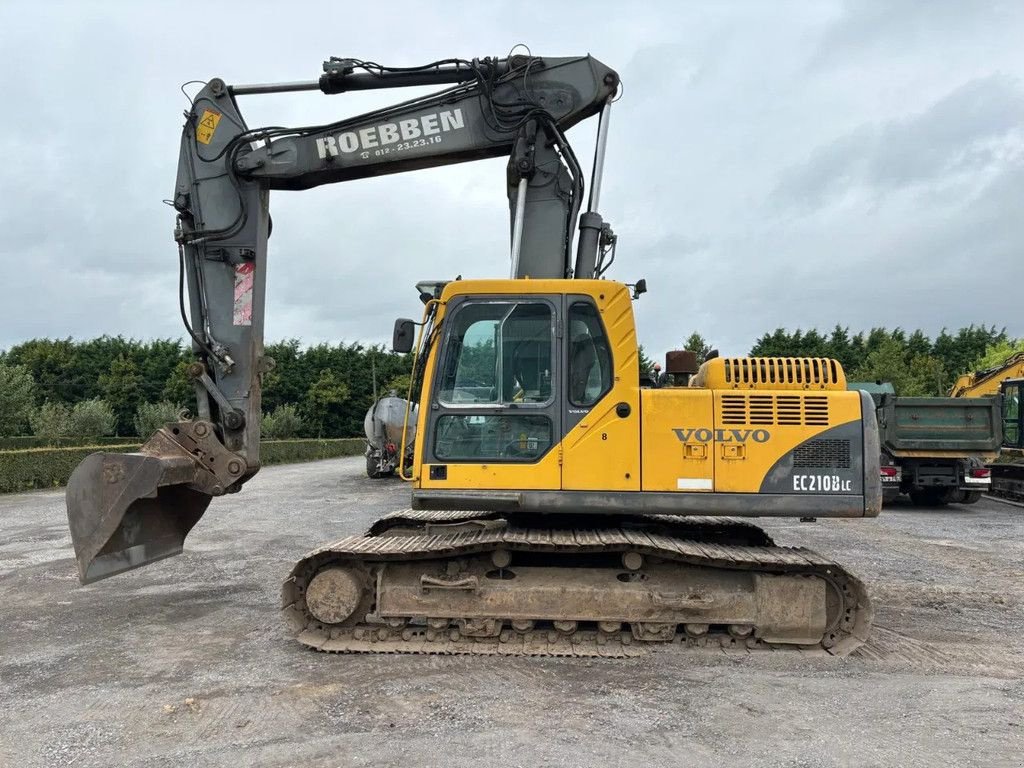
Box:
(850, 382, 1003, 506)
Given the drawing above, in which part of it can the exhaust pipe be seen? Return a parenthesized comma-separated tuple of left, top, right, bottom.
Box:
(65, 421, 247, 584)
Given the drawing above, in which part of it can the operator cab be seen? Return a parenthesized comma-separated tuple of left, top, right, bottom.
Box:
(426, 294, 613, 463)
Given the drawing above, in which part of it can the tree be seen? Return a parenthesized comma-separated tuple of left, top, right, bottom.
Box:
(933, 325, 1006, 385)
(304, 370, 351, 438)
(682, 332, 712, 364)
(905, 329, 932, 360)
(848, 331, 867, 371)
(262, 404, 304, 439)
(0, 363, 37, 436)
(825, 325, 853, 369)
(850, 338, 944, 396)
(851, 338, 914, 394)
(99, 355, 142, 435)
(750, 328, 793, 358)
(161, 360, 194, 407)
(385, 374, 413, 398)
(636, 345, 655, 378)
(800, 329, 828, 358)
(3, 338, 81, 404)
(68, 399, 117, 438)
(137, 339, 188, 404)
(30, 402, 72, 442)
(134, 401, 182, 438)
(973, 338, 1024, 371)
(907, 354, 946, 396)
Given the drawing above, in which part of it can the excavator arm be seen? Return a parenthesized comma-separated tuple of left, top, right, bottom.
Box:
(66, 53, 619, 583)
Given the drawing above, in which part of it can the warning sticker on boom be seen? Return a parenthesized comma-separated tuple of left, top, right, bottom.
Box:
(196, 110, 222, 145)
(233, 262, 255, 326)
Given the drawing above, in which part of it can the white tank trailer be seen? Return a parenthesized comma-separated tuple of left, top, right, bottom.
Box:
(363, 395, 418, 478)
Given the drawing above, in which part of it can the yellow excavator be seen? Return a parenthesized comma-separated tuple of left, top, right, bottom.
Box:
(65, 52, 881, 657)
(951, 353, 1024, 500)
(950, 352, 1024, 398)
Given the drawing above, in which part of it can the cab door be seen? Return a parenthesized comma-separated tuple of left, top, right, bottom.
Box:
(419, 295, 562, 490)
(560, 293, 641, 491)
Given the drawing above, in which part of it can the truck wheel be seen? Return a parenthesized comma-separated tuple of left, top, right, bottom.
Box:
(960, 491, 983, 504)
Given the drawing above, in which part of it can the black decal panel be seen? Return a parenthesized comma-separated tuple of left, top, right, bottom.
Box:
(759, 420, 864, 495)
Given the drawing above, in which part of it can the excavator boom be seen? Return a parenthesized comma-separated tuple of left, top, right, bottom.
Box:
(66, 52, 619, 583)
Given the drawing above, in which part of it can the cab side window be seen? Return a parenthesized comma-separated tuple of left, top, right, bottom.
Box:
(568, 301, 613, 406)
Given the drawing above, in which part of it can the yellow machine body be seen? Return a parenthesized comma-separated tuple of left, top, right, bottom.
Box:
(408, 279, 880, 518)
(950, 352, 1024, 398)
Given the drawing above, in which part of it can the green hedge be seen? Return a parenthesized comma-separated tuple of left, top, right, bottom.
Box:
(260, 438, 365, 466)
(0, 436, 143, 450)
(0, 438, 365, 494)
(0, 443, 142, 493)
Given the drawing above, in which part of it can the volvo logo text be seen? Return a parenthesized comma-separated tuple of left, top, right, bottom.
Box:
(672, 428, 771, 444)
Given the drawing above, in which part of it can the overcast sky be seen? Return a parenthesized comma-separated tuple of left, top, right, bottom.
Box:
(1, 1, 1022, 360)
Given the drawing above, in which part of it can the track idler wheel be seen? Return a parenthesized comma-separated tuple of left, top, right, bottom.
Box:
(304, 568, 364, 625)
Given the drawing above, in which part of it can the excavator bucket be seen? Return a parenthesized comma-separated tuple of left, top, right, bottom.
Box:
(65, 422, 241, 584)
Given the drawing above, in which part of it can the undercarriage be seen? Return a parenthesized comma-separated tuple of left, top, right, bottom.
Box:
(283, 510, 872, 657)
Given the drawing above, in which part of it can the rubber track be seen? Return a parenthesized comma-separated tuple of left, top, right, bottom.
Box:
(282, 511, 872, 657)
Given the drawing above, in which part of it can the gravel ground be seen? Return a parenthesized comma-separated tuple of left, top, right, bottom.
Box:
(1, 456, 1022, 767)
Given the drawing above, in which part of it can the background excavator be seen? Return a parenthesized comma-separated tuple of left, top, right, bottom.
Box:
(66, 51, 881, 657)
(951, 353, 1024, 500)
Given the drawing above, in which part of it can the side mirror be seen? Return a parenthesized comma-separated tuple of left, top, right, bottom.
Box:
(392, 318, 416, 353)
(632, 278, 647, 299)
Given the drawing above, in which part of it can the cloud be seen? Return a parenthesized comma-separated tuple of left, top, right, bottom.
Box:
(810, 0, 1017, 68)
(0, 0, 1022, 363)
(772, 75, 1024, 209)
